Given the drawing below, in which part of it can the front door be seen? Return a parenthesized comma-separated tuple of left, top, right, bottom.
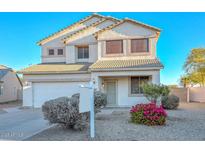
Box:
(105, 80, 117, 106)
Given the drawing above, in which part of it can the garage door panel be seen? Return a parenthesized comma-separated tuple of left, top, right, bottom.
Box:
(33, 82, 87, 107)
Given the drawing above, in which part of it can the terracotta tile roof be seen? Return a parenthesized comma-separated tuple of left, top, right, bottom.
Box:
(90, 59, 163, 70)
(62, 17, 120, 44)
(37, 13, 105, 45)
(94, 18, 161, 38)
(18, 63, 92, 74)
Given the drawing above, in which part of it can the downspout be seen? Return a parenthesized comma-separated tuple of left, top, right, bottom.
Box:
(31, 82, 35, 109)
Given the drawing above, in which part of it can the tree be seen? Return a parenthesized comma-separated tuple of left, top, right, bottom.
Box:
(183, 48, 205, 87)
(180, 75, 191, 87)
(142, 83, 170, 104)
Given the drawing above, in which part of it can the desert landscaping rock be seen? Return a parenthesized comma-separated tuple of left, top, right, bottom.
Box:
(27, 103, 205, 141)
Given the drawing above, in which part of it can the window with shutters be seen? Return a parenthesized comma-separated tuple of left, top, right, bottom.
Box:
(106, 40, 123, 54)
(131, 38, 149, 53)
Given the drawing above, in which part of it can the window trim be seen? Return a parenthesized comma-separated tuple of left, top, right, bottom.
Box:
(77, 46, 89, 59)
(48, 49, 55, 56)
(128, 76, 151, 97)
(105, 40, 124, 55)
(130, 38, 149, 53)
(57, 48, 64, 56)
(46, 47, 65, 57)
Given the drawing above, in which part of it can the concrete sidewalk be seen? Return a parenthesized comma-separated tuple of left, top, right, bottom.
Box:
(0, 108, 51, 140)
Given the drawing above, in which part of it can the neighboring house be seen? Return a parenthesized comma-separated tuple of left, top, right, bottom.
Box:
(0, 65, 22, 103)
(19, 13, 163, 108)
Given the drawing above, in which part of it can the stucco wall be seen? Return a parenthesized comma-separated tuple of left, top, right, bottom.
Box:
(92, 70, 160, 107)
(0, 71, 22, 103)
(41, 16, 103, 64)
(23, 73, 91, 82)
(97, 21, 158, 60)
(23, 86, 32, 106)
(189, 87, 205, 103)
(23, 81, 88, 108)
(170, 88, 188, 102)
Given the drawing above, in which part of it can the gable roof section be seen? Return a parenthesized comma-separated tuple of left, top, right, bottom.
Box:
(18, 63, 92, 74)
(90, 59, 163, 71)
(0, 65, 11, 79)
(94, 18, 161, 38)
(37, 13, 105, 45)
(62, 17, 121, 44)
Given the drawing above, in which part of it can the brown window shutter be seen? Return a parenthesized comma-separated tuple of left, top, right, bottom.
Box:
(106, 40, 123, 54)
(131, 39, 149, 53)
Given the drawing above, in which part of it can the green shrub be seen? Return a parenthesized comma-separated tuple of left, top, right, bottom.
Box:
(161, 95, 179, 110)
(142, 83, 170, 103)
(42, 91, 107, 130)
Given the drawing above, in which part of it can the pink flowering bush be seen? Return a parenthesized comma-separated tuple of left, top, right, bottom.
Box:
(130, 102, 167, 126)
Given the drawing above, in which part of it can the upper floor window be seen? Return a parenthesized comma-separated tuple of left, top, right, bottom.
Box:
(77, 46, 89, 59)
(57, 49, 64, 55)
(106, 40, 123, 54)
(131, 38, 149, 53)
(48, 49, 55, 55)
(130, 76, 150, 95)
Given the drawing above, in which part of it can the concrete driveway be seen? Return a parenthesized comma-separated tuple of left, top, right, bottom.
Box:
(0, 107, 50, 140)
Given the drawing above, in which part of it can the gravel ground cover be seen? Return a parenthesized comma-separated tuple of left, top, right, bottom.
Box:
(27, 103, 205, 141)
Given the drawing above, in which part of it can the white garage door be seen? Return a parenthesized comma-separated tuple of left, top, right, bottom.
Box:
(33, 82, 88, 108)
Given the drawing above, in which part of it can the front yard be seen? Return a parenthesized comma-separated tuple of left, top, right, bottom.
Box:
(27, 102, 205, 141)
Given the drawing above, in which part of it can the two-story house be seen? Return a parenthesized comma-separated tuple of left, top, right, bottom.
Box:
(19, 13, 163, 108)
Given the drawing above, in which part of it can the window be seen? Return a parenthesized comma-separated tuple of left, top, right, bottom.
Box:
(77, 46, 89, 59)
(57, 49, 64, 55)
(48, 49, 54, 55)
(0, 83, 3, 96)
(130, 76, 150, 94)
(106, 40, 123, 54)
(131, 38, 149, 53)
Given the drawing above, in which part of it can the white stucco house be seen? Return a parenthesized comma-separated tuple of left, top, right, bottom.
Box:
(0, 65, 22, 103)
(19, 13, 163, 108)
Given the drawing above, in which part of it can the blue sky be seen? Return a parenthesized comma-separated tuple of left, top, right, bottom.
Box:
(0, 12, 205, 85)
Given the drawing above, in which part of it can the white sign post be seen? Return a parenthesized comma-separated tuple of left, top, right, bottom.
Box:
(79, 81, 95, 138)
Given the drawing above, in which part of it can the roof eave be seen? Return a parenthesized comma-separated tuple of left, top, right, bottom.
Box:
(90, 66, 164, 72)
(37, 13, 105, 46)
(19, 70, 90, 75)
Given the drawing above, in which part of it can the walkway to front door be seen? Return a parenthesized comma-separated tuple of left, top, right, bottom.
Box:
(105, 80, 117, 107)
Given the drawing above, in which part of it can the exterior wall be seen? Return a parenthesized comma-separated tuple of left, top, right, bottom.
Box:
(23, 73, 91, 107)
(91, 70, 160, 107)
(97, 22, 158, 60)
(189, 87, 205, 103)
(0, 71, 22, 103)
(170, 88, 188, 102)
(41, 16, 103, 64)
(66, 43, 98, 64)
(23, 86, 33, 106)
(41, 36, 67, 63)
(23, 73, 91, 82)
(65, 20, 116, 64)
(23, 81, 88, 108)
